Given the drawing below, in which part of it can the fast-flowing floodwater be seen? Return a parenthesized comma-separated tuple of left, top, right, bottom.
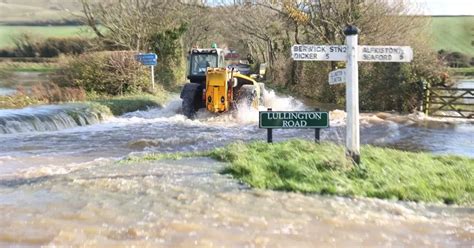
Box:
(0, 90, 473, 246)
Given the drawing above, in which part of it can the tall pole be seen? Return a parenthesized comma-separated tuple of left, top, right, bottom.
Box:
(344, 25, 360, 164)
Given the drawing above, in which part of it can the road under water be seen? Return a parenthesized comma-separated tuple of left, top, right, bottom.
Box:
(0, 91, 473, 246)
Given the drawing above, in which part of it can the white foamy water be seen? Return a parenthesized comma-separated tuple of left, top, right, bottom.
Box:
(0, 104, 110, 134)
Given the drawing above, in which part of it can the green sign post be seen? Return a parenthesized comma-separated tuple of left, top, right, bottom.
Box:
(259, 109, 329, 143)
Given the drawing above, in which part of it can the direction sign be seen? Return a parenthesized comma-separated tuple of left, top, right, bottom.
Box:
(358, 46, 413, 62)
(135, 53, 157, 60)
(329, 69, 346, 85)
(291, 44, 413, 63)
(259, 111, 329, 129)
(292, 45, 347, 61)
(291, 28, 414, 163)
(135, 53, 157, 66)
(135, 53, 158, 89)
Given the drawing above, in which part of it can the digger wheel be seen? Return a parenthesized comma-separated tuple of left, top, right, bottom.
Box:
(181, 83, 201, 119)
(236, 85, 257, 108)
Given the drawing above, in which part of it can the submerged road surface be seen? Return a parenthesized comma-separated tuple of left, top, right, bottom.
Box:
(0, 91, 473, 246)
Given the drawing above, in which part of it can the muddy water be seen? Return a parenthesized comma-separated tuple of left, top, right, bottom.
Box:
(0, 91, 473, 246)
(1, 158, 472, 247)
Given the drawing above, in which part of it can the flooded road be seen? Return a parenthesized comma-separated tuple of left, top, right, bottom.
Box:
(1, 158, 472, 247)
(0, 91, 473, 246)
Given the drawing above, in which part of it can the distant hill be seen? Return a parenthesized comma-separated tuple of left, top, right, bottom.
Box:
(430, 16, 474, 56)
(0, 2, 473, 57)
(0, 0, 82, 24)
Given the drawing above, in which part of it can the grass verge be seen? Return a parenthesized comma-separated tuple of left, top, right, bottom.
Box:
(0, 94, 43, 109)
(205, 140, 473, 205)
(451, 67, 474, 77)
(1, 92, 169, 116)
(90, 93, 169, 116)
(120, 151, 206, 164)
(0, 62, 59, 74)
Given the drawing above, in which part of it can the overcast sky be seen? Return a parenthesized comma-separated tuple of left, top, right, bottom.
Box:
(407, 0, 474, 15)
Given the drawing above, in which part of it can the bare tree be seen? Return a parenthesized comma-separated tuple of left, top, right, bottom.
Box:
(80, 0, 186, 51)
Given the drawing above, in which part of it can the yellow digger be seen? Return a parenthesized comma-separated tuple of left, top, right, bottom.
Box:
(180, 46, 264, 119)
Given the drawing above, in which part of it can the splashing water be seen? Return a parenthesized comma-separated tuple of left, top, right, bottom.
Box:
(0, 104, 110, 134)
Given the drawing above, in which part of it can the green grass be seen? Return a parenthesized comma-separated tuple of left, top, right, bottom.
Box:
(206, 140, 474, 205)
(0, 94, 42, 109)
(0, 25, 92, 48)
(431, 16, 474, 56)
(65, 102, 113, 123)
(90, 94, 169, 116)
(0, 62, 59, 73)
(0, 1, 81, 23)
(0, 92, 170, 114)
(121, 151, 206, 164)
(451, 67, 474, 77)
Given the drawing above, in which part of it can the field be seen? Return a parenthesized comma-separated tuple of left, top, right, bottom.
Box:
(0, 1, 81, 23)
(0, 0, 86, 48)
(431, 16, 474, 56)
(0, 25, 93, 48)
(0, 1, 473, 57)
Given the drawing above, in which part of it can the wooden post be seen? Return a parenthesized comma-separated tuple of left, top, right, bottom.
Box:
(423, 81, 430, 116)
(344, 25, 360, 164)
(315, 108, 320, 143)
(267, 108, 273, 143)
(151, 65, 155, 90)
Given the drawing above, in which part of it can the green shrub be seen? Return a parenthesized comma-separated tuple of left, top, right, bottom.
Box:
(39, 37, 92, 57)
(8, 33, 92, 58)
(438, 50, 472, 68)
(0, 94, 43, 109)
(30, 82, 86, 103)
(91, 94, 167, 116)
(55, 51, 153, 96)
(149, 24, 187, 87)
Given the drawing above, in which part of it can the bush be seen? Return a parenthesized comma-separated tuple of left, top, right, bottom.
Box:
(0, 94, 43, 109)
(30, 82, 86, 103)
(55, 51, 153, 96)
(40, 37, 92, 57)
(5, 33, 92, 58)
(149, 25, 187, 87)
(91, 94, 167, 116)
(0, 49, 17, 57)
(438, 50, 471, 68)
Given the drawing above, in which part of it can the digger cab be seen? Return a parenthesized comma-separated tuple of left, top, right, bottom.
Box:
(187, 48, 226, 85)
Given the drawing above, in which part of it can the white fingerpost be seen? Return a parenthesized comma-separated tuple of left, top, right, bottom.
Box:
(291, 26, 412, 164)
(344, 25, 360, 164)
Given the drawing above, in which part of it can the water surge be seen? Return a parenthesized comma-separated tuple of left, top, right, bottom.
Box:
(0, 103, 111, 134)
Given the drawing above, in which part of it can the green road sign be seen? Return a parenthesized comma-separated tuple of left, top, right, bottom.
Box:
(259, 111, 329, 129)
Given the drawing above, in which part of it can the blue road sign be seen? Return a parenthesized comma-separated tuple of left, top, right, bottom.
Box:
(135, 53, 157, 66)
